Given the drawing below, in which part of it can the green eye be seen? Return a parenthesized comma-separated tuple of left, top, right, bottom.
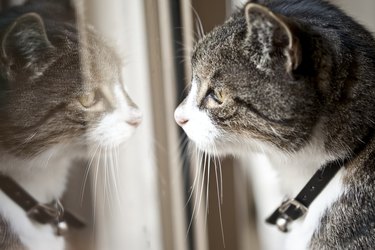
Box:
(79, 91, 97, 108)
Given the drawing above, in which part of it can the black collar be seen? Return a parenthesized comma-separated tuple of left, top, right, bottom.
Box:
(0, 173, 85, 235)
(266, 159, 343, 232)
(267, 128, 375, 232)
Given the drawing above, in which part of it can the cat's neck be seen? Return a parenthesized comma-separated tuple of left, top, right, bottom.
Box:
(266, 128, 335, 197)
(0, 144, 80, 203)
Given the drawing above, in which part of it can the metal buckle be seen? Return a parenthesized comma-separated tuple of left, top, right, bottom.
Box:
(27, 203, 60, 222)
(276, 199, 308, 232)
(27, 200, 68, 235)
(279, 199, 308, 214)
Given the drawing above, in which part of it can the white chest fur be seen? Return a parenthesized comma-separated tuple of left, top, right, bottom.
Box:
(266, 142, 345, 250)
(0, 144, 79, 250)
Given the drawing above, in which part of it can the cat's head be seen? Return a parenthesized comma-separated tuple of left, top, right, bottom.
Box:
(0, 12, 142, 157)
(175, 2, 327, 156)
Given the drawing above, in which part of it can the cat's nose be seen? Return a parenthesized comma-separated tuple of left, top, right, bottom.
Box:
(126, 108, 142, 127)
(174, 108, 189, 126)
(176, 117, 189, 126)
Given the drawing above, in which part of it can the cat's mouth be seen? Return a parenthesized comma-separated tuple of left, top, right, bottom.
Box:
(186, 133, 236, 157)
(188, 131, 279, 158)
(191, 141, 219, 155)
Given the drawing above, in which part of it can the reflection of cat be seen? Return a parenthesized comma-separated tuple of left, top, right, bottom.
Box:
(0, 1, 141, 249)
(175, 0, 375, 249)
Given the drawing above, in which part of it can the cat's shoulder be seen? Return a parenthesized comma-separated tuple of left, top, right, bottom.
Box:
(311, 140, 375, 248)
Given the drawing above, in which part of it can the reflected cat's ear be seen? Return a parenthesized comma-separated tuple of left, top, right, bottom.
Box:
(1, 13, 54, 70)
(244, 3, 301, 74)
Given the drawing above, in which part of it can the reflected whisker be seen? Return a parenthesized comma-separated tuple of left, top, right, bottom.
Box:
(110, 144, 121, 205)
(81, 144, 100, 205)
(92, 146, 102, 228)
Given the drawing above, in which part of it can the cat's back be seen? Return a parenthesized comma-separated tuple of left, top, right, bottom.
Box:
(262, 0, 364, 27)
(250, 0, 374, 61)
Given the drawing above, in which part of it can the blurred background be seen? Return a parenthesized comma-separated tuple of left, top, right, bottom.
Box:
(2, 0, 375, 250)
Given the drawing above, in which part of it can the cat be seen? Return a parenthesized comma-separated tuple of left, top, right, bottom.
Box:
(175, 0, 375, 249)
(0, 1, 142, 250)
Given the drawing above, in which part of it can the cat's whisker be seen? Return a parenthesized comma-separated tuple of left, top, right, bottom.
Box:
(178, 139, 191, 179)
(109, 144, 121, 205)
(108, 145, 116, 208)
(215, 151, 224, 205)
(212, 144, 222, 204)
(195, 151, 207, 227)
(185, 147, 202, 207)
(114, 145, 121, 185)
(174, 41, 193, 55)
(101, 145, 110, 207)
(213, 145, 225, 247)
(42, 146, 58, 169)
(190, 4, 205, 39)
(81, 144, 100, 205)
(108, 146, 114, 206)
(204, 153, 211, 233)
(174, 134, 189, 163)
(92, 146, 102, 228)
(185, 146, 204, 236)
(115, 145, 122, 204)
(173, 26, 200, 49)
(194, 21, 204, 41)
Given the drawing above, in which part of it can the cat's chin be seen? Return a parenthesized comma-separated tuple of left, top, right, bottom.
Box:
(190, 135, 283, 159)
(191, 140, 236, 157)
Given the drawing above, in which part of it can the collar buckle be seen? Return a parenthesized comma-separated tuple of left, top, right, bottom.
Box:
(27, 200, 68, 235)
(0, 173, 84, 234)
(27, 200, 63, 223)
(276, 199, 308, 232)
(266, 160, 343, 233)
(279, 198, 308, 215)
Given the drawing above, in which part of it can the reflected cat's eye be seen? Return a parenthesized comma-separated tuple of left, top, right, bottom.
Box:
(79, 92, 97, 108)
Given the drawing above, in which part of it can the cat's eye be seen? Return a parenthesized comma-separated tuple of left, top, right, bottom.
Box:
(207, 89, 224, 105)
(79, 92, 97, 108)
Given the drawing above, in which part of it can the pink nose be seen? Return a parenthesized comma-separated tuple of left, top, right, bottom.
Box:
(126, 108, 143, 127)
(176, 117, 189, 126)
(174, 109, 189, 127)
(126, 117, 142, 127)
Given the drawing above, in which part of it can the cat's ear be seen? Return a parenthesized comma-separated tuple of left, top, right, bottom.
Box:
(244, 3, 301, 74)
(1, 13, 54, 70)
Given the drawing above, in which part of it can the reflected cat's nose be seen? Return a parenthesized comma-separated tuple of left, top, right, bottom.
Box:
(174, 108, 189, 127)
(126, 108, 143, 127)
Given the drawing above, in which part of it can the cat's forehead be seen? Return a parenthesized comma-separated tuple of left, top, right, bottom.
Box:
(192, 15, 246, 59)
(192, 19, 248, 77)
(79, 35, 123, 90)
